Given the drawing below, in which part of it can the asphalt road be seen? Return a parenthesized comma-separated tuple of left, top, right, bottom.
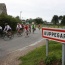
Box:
(0, 28, 43, 59)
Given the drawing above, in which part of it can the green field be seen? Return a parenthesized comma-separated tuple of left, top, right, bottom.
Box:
(19, 41, 62, 65)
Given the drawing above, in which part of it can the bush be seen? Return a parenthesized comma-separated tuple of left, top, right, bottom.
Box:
(0, 13, 22, 31)
(44, 54, 57, 65)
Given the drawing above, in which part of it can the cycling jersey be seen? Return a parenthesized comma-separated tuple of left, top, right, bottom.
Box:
(16, 24, 22, 29)
(32, 24, 35, 29)
(25, 25, 28, 30)
(0, 26, 2, 30)
(4, 25, 11, 31)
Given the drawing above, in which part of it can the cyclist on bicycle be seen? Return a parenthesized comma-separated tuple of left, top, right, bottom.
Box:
(16, 23, 22, 35)
(24, 24, 29, 37)
(28, 24, 31, 33)
(21, 23, 24, 33)
(4, 23, 12, 34)
(32, 22, 36, 33)
(0, 25, 3, 37)
(38, 24, 40, 30)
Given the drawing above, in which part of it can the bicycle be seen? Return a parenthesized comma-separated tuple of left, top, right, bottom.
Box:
(38, 26, 40, 30)
(16, 29, 22, 37)
(3, 31, 14, 41)
(32, 28, 36, 33)
(25, 30, 29, 37)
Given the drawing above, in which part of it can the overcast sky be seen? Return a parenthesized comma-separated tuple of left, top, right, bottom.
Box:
(0, 0, 65, 22)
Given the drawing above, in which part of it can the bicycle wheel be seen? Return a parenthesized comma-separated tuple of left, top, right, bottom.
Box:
(10, 33, 14, 39)
(32, 29, 35, 33)
(3, 33, 14, 41)
(3, 34, 9, 41)
(17, 32, 22, 37)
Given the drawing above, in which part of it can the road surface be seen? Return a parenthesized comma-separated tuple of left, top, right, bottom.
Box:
(0, 28, 43, 59)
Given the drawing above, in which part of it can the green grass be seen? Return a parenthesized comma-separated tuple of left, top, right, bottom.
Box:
(19, 41, 62, 65)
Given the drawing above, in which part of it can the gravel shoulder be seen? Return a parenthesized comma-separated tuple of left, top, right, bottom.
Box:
(0, 39, 46, 65)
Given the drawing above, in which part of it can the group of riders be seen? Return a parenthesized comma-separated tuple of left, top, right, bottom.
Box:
(0, 22, 40, 38)
(16, 22, 36, 36)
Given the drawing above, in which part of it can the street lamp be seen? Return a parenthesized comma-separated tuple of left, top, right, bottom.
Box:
(20, 11, 22, 19)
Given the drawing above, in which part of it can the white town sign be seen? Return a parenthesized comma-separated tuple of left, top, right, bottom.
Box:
(42, 27, 65, 43)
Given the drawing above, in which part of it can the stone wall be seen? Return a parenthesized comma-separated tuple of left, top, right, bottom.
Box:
(0, 3, 7, 14)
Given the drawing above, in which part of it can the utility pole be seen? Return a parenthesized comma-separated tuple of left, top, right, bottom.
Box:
(20, 11, 22, 19)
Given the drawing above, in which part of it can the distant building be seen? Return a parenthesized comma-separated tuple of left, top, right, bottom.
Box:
(0, 3, 7, 14)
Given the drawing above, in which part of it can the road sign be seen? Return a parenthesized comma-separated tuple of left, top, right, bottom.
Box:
(42, 27, 65, 65)
(42, 27, 65, 43)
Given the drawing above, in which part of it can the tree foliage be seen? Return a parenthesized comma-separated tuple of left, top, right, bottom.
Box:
(34, 17, 44, 24)
(58, 16, 63, 21)
(51, 15, 65, 25)
(61, 15, 65, 25)
(51, 15, 59, 25)
(0, 13, 22, 31)
(26, 19, 34, 24)
(25, 17, 44, 24)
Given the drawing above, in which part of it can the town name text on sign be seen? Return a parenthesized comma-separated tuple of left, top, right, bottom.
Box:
(42, 27, 65, 43)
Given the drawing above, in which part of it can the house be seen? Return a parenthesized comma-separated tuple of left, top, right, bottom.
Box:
(0, 3, 7, 14)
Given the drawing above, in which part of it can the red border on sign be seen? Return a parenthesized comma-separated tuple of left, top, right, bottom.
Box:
(42, 27, 65, 43)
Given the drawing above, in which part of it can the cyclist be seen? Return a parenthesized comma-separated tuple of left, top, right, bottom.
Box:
(38, 24, 40, 30)
(24, 24, 29, 37)
(4, 23, 12, 35)
(28, 24, 31, 33)
(21, 23, 24, 33)
(0, 25, 3, 37)
(16, 23, 22, 35)
(32, 22, 36, 33)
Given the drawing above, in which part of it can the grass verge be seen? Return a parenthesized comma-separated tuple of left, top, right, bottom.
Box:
(19, 41, 62, 65)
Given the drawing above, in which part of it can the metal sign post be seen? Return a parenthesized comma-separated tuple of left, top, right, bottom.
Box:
(46, 39, 49, 56)
(62, 43, 65, 65)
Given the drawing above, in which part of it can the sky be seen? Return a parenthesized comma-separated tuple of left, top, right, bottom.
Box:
(0, 0, 65, 22)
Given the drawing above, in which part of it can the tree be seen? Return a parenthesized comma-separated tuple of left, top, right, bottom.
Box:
(26, 18, 34, 24)
(51, 15, 59, 25)
(15, 16, 20, 19)
(34, 17, 44, 24)
(61, 15, 65, 25)
(0, 13, 22, 31)
(58, 16, 63, 24)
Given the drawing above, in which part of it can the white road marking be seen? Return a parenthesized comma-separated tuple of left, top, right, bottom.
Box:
(8, 39, 44, 54)
(29, 39, 43, 46)
(18, 46, 28, 51)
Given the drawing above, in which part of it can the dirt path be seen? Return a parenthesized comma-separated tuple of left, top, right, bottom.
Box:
(0, 39, 46, 65)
